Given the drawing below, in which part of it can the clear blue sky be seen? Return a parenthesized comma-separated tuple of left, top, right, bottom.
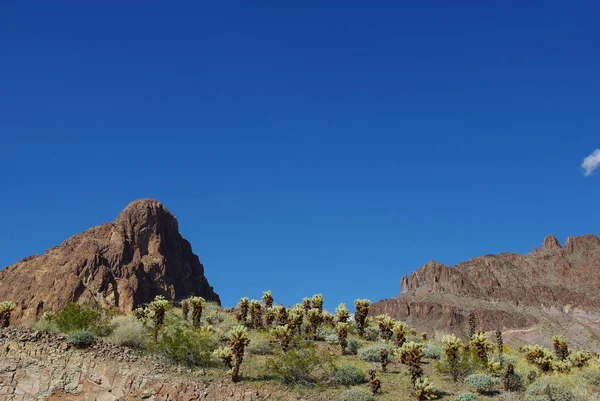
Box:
(1, 2, 599, 310)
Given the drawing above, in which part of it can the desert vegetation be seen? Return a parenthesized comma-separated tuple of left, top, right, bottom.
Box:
(0, 292, 595, 401)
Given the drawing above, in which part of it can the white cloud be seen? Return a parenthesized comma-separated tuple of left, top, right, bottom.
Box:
(581, 149, 600, 176)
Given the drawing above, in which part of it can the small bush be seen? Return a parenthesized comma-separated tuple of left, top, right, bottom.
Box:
(524, 376, 582, 401)
(332, 365, 366, 385)
(582, 370, 600, 386)
(346, 339, 360, 355)
(67, 330, 95, 349)
(31, 318, 60, 333)
(423, 344, 442, 359)
(316, 326, 336, 341)
(497, 393, 525, 401)
(56, 303, 99, 333)
(364, 326, 380, 341)
(455, 393, 480, 401)
(265, 341, 334, 386)
(152, 325, 217, 367)
(325, 334, 339, 344)
(340, 389, 374, 401)
(358, 344, 395, 362)
(108, 317, 147, 349)
(464, 373, 500, 394)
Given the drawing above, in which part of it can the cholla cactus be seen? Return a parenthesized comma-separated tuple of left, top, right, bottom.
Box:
(307, 308, 322, 340)
(552, 336, 569, 361)
(335, 303, 350, 323)
(380, 348, 390, 372)
(353, 299, 371, 338)
(42, 310, 56, 322)
(523, 345, 554, 372)
(302, 297, 311, 314)
(370, 377, 381, 394)
(262, 290, 274, 309)
(148, 296, 170, 341)
(398, 341, 425, 388)
(214, 346, 234, 369)
(336, 322, 349, 354)
(276, 305, 288, 326)
(188, 296, 206, 328)
(288, 305, 304, 336)
(237, 297, 250, 323)
(311, 294, 324, 313)
(571, 350, 593, 368)
(264, 307, 276, 327)
(393, 321, 408, 347)
(487, 358, 502, 374)
(441, 334, 463, 382)
(0, 301, 16, 328)
(553, 359, 572, 374)
(272, 324, 293, 351)
(468, 312, 476, 339)
(133, 307, 149, 326)
(496, 329, 504, 359)
(376, 314, 395, 341)
(502, 363, 521, 391)
(250, 300, 262, 329)
(322, 311, 334, 327)
(227, 325, 251, 382)
(414, 377, 439, 400)
(470, 330, 493, 363)
(181, 299, 190, 321)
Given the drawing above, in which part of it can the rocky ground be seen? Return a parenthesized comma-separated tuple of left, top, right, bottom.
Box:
(0, 327, 290, 401)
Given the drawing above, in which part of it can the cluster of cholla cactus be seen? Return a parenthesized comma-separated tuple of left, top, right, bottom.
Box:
(441, 334, 464, 382)
(250, 300, 262, 329)
(398, 341, 425, 388)
(552, 335, 569, 361)
(187, 296, 206, 328)
(470, 330, 493, 364)
(376, 314, 395, 341)
(311, 294, 324, 313)
(227, 325, 251, 382)
(262, 290, 274, 309)
(276, 305, 288, 326)
(236, 297, 250, 323)
(272, 324, 293, 351)
(0, 301, 16, 328)
(414, 377, 439, 400)
(523, 344, 555, 372)
(264, 307, 276, 327)
(147, 295, 171, 341)
(307, 308, 322, 340)
(354, 299, 371, 338)
(393, 321, 408, 347)
(336, 322, 349, 354)
(288, 305, 304, 336)
(335, 303, 349, 323)
(571, 350, 593, 368)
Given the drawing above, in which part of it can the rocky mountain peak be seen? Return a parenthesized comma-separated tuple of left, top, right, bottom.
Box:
(542, 234, 562, 251)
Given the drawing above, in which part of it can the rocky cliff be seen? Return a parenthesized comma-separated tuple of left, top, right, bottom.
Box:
(371, 234, 600, 340)
(0, 199, 220, 323)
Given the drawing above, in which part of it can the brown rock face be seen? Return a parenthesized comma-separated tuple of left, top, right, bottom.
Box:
(0, 199, 220, 323)
(372, 234, 600, 335)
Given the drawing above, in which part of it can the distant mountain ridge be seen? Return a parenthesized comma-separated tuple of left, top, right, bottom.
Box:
(371, 234, 600, 345)
(0, 199, 220, 323)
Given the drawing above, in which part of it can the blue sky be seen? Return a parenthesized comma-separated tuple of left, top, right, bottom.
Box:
(1, 2, 599, 310)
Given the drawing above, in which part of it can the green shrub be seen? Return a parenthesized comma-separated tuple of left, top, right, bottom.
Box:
(358, 344, 395, 362)
(364, 326, 380, 341)
(247, 335, 273, 355)
(423, 344, 442, 359)
(56, 303, 100, 333)
(67, 330, 95, 349)
(455, 393, 480, 401)
(316, 326, 336, 341)
(152, 325, 217, 367)
(524, 376, 582, 401)
(108, 317, 147, 349)
(265, 341, 334, 386)
(464, 373, 500, 394)
(347, 339, 360, 355)
(325, 334, 339, 344)
(340, 389, 374, 401)
(582, 370, 600, 386)
(332, 364, 367, 385)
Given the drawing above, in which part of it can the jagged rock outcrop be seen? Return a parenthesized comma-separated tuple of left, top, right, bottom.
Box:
(0, 199, 220, 323)
(372, 234, 600, 334)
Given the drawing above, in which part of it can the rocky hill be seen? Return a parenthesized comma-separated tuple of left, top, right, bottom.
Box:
(0, 199, 220, 323)
(371, 234, 600, 346)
